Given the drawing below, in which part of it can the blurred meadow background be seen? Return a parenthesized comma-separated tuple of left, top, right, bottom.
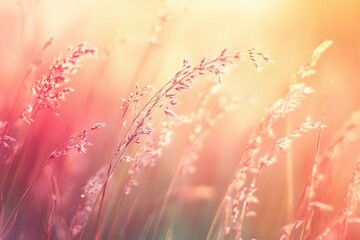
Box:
(1, 0, 360, 239)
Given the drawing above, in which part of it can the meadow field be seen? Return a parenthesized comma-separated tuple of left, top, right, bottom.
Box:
(0, 0, 360, 239)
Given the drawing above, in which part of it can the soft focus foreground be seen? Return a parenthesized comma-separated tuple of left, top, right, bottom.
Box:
(0, 1, 360, 239)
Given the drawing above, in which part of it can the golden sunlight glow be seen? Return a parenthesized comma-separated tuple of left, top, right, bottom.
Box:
(0, 0, 360, 239)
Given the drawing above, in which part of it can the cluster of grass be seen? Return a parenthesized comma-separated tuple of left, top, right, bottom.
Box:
(1, 3, 360, 240)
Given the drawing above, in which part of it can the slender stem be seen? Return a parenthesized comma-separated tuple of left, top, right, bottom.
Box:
(0, 158, 51, 236)
(286, 115, 294, 221)
(151, 162, 182, 240)
(300, 104, 326, 239)
(206, 198, 225, 240)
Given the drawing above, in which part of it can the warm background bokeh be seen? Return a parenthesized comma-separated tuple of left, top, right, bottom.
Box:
(0, 0, 360, 239)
